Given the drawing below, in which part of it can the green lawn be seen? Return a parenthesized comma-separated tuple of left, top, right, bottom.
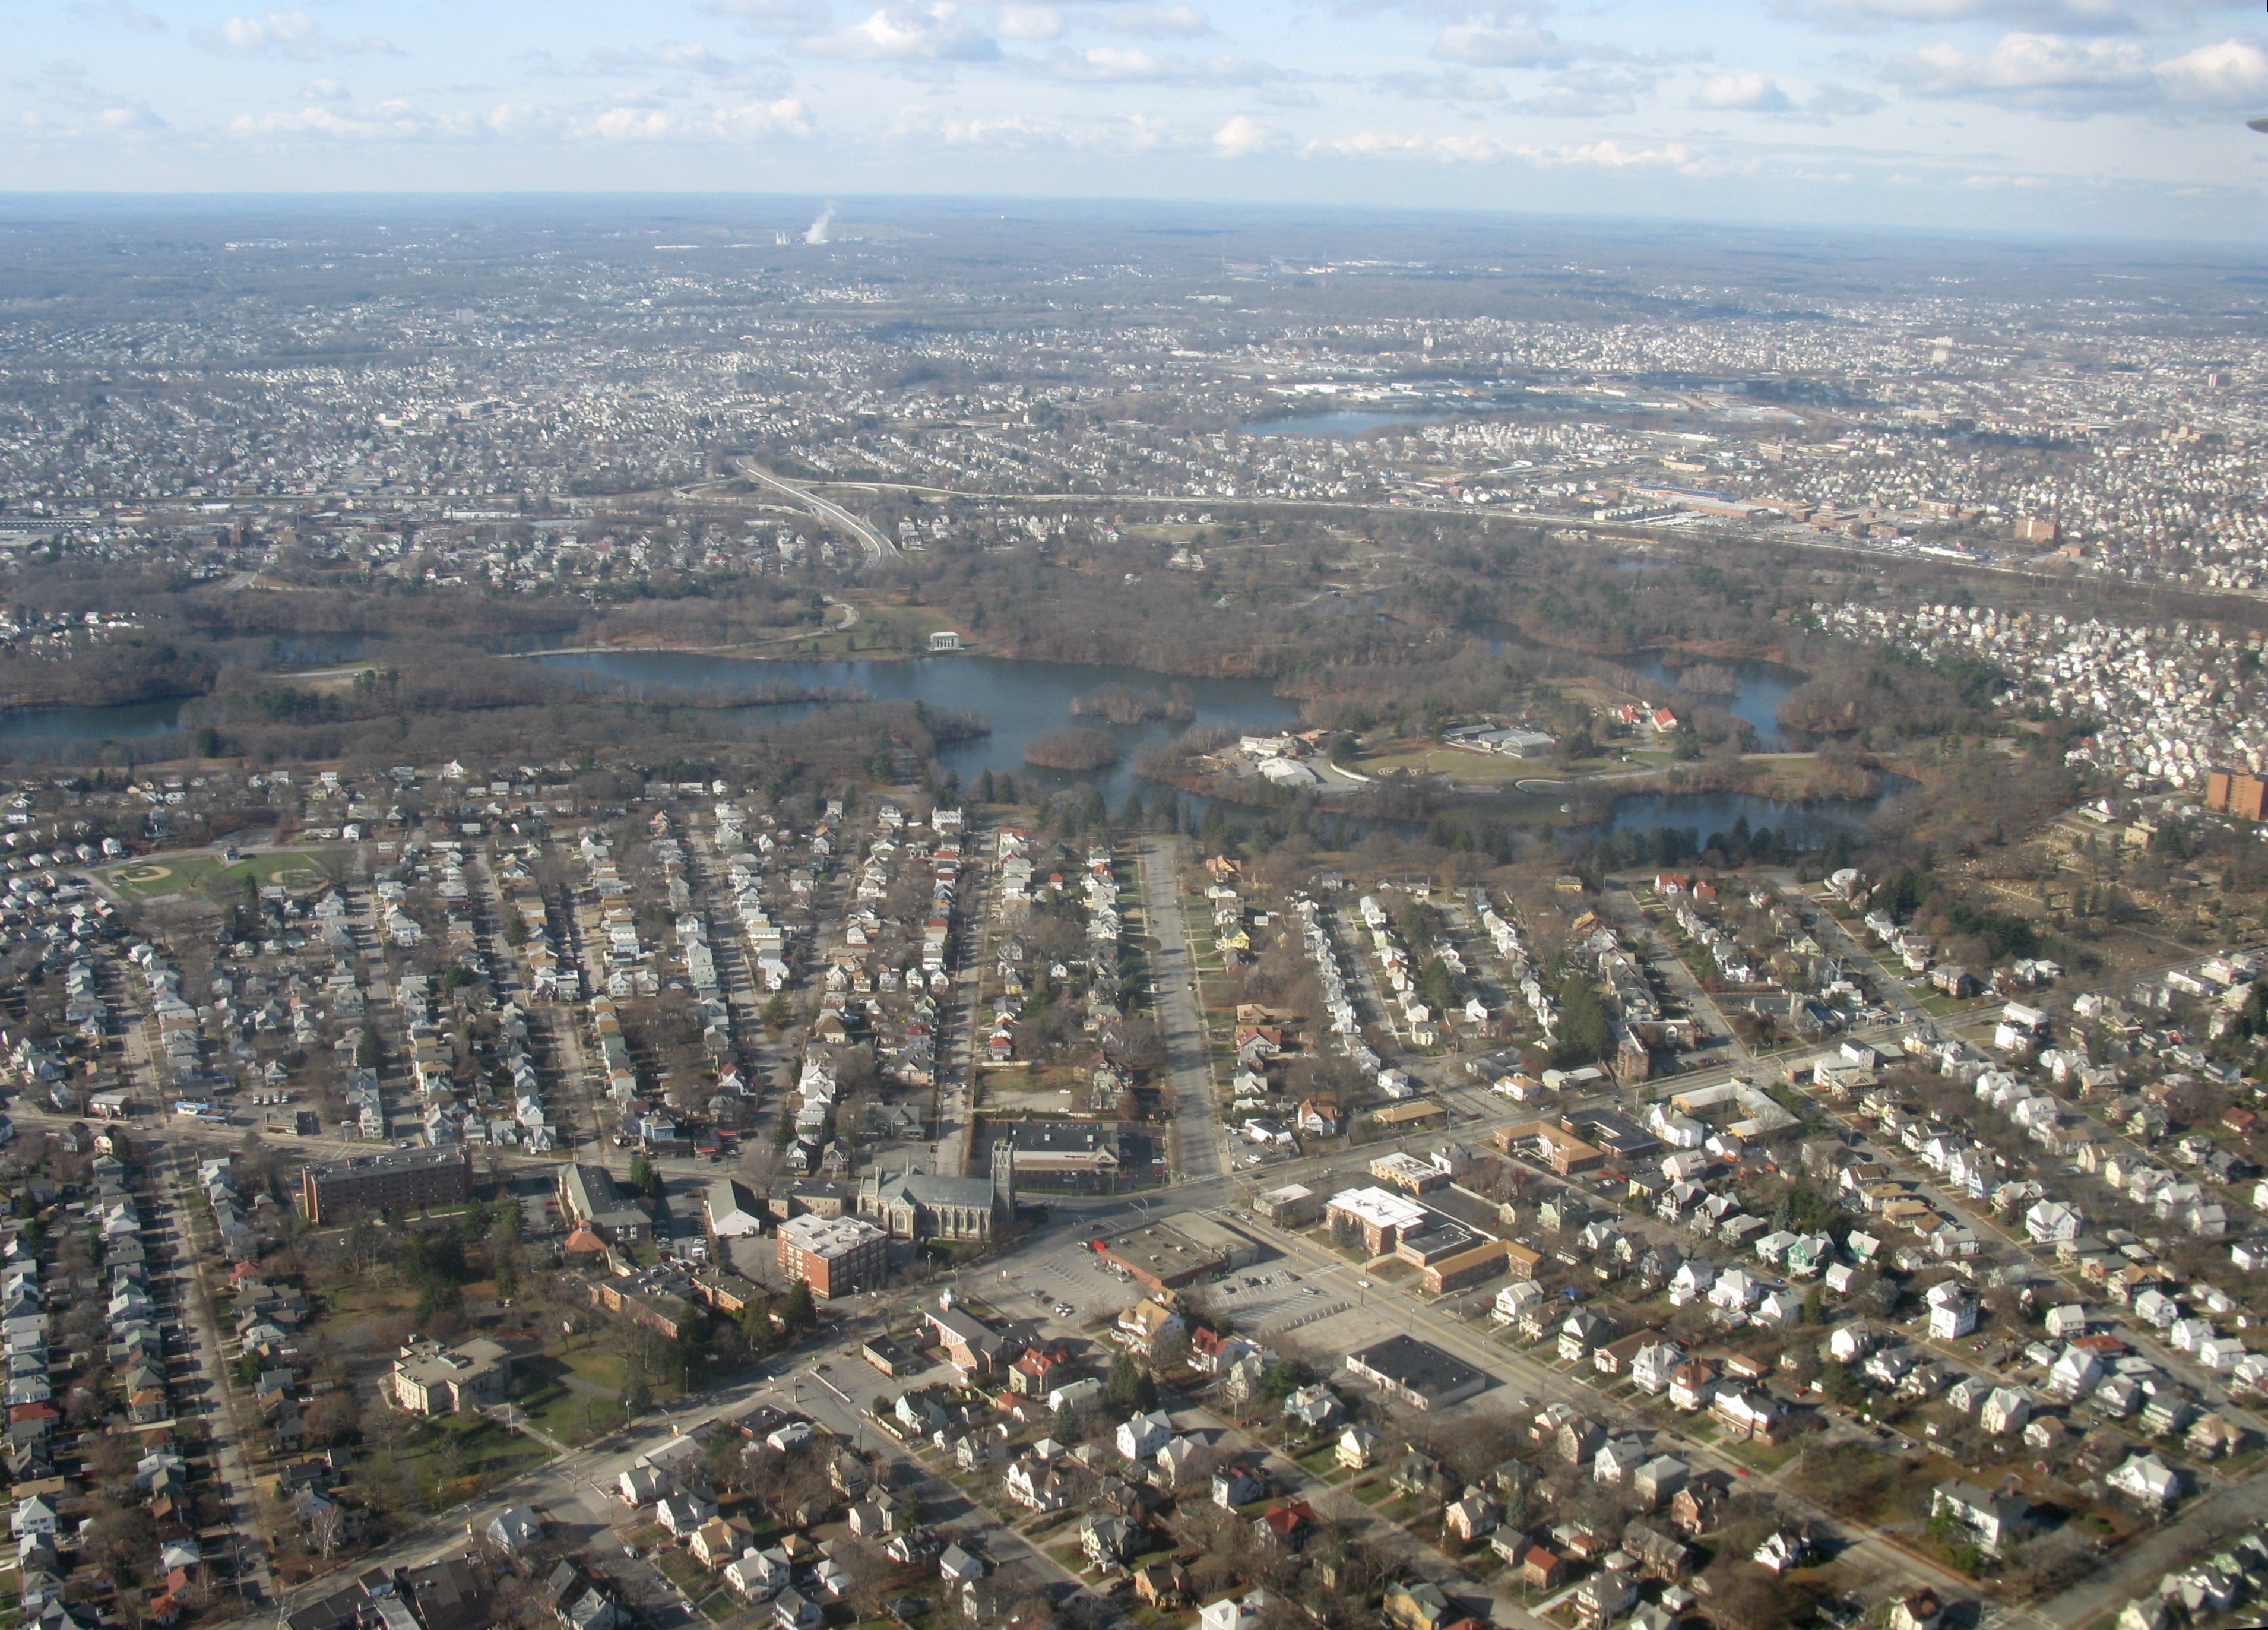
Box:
(404, 1414, 552, 1504)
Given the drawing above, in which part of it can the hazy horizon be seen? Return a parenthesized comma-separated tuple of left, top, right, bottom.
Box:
(4, 0, 2267, 243)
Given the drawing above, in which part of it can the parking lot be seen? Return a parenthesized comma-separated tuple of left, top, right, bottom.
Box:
(990, 1239, 1148, 1333)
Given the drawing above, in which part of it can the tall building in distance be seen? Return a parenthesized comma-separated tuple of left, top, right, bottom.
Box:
(299, 1145, 472, 1223)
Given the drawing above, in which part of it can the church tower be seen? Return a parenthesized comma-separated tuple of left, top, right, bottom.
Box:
(990, 1136, 1015, 1213)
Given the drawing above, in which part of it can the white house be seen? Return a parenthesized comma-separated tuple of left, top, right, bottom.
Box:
(1116, 1410, 1173, 1463)
(1926, 1283, 1977, 1341)
(1981, 1387, 2031, 1435)
(2108, 1453, 2182, 1506)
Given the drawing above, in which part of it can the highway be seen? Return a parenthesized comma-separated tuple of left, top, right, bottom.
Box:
(734, 459, 900, 566)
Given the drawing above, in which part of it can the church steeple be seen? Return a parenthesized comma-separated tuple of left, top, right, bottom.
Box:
(990, 1135, 1015, 1211)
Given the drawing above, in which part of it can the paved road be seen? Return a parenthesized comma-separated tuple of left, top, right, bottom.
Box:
(736, 460, 900, 566)
(1138, 836, 1222, 1185)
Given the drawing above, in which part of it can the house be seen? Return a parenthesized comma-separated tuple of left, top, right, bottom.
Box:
(487, 1506, 542, 1552)
(2109, 1452, 2182, 1506)
(1981, 1387, 2031, 1436)
(1200, 1591, 1276, 1630)
(1213, 1463, 1266, 1509)
(1116, 1410, 1173, 1462)
(1336, 1424, 1382, 1471)
(690, 1517, 756, 1569)
(1383, 1579, 1454, 1630)
(655, 1493, 717, 1538)
(1630, 1341, 1684, 1395)
(1890, 1594, 1945, 1630)
(1444, 1490, 1500, 1543)
(1931, 1480, 2029, 1552)
(1622, 1520, 1690, 1581)
(1080, 1512, 1141, 1571)
(1519, 1547, 1567, 1591)
(1256, 1500, 1317, 1553)
(1135, 1561, 1190, 1610)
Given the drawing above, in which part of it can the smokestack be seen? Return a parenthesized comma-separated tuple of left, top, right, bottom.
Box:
(804, 204, 835, 246)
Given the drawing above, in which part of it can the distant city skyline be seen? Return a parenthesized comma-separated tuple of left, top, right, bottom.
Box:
(4, 0, 2267, 237)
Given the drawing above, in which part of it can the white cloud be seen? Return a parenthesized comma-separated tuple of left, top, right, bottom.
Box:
(1888, 28, 2266, 111)
(1430, 14, 1569, 68)
(1101, 3, 1213, 36)
(300, 76, 347, 100)
(1373, 68, 1506, 98)
(802, 4, 1000, 59)
(594, 98, 812, 137)
(67, 0, 166, 32)
(195, 10, 398, 60)
(1782, 0, 2222, 34)
(1511, 66, 1652, 115)
(1212, 112, 1280, 153)
(1889, 31, 2149, 103)
(230, 99, 464, 138)
(23, 57, 167, 132)
(1048, 44, 1276, 80)
(2154, 37, 2268, 102)
(1306, 128, 1721, 172)
(705, 0, 833, 34)
(996, 4, 1065, 38)
(888, 105, 1179, 147)
(1693, 69, 1795, 110)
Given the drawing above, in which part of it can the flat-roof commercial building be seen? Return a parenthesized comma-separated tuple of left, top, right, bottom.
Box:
(1344, 1335, 1489, 1411)
(1370, 1100, 1449, 1134)
(1326, 1186, 1431, 1256)
(777, 1213, 890, 1299)
(1496, 1121, 1605, 1176)
(299, 1145, 471, 1223)
(1416, 1239, 1528, 1296)
(1252, 1183, 1321, 1229)
(1098, 1213, 1261, 1291)
(1001, 1121, 1126, 1179)
(1369, 1151, 1447, 1194)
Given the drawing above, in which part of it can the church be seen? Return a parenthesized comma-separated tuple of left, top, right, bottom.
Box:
(857, 1142, 1012, 1242)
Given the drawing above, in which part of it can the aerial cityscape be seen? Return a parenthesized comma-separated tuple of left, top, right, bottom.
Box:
(5, 154, 2268, 1630)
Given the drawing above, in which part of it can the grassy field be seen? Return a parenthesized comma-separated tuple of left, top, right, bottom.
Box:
(104, 849, 337, 901)
(404, 1414, 552, 1505)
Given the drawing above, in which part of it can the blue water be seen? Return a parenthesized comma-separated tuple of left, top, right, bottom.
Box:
(1620, 651, 1806, 752)
(531, 650, 1304, 809)
(0, 700, 184, 741)
(1246, 409, 1455, 439)
(1597, 788, 1887, 843)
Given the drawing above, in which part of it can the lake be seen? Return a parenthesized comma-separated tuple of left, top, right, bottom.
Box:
(1592, 786, 1893, 844)
(1245, 409, 1457, 439)
(1619, 651, 1807, 752)
(0, 699, 185, 742)
(1474, 623, 1807, 752)
(531, 650, 1305, 809)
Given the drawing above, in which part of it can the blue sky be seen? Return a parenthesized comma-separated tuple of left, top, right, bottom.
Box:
(5, 0, 2268, 237)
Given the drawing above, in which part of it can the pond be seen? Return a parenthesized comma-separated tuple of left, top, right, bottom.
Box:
(530, 650, 1304, 809)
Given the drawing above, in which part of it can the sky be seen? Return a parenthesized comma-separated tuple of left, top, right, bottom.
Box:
(5, 0, 2268, 239)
